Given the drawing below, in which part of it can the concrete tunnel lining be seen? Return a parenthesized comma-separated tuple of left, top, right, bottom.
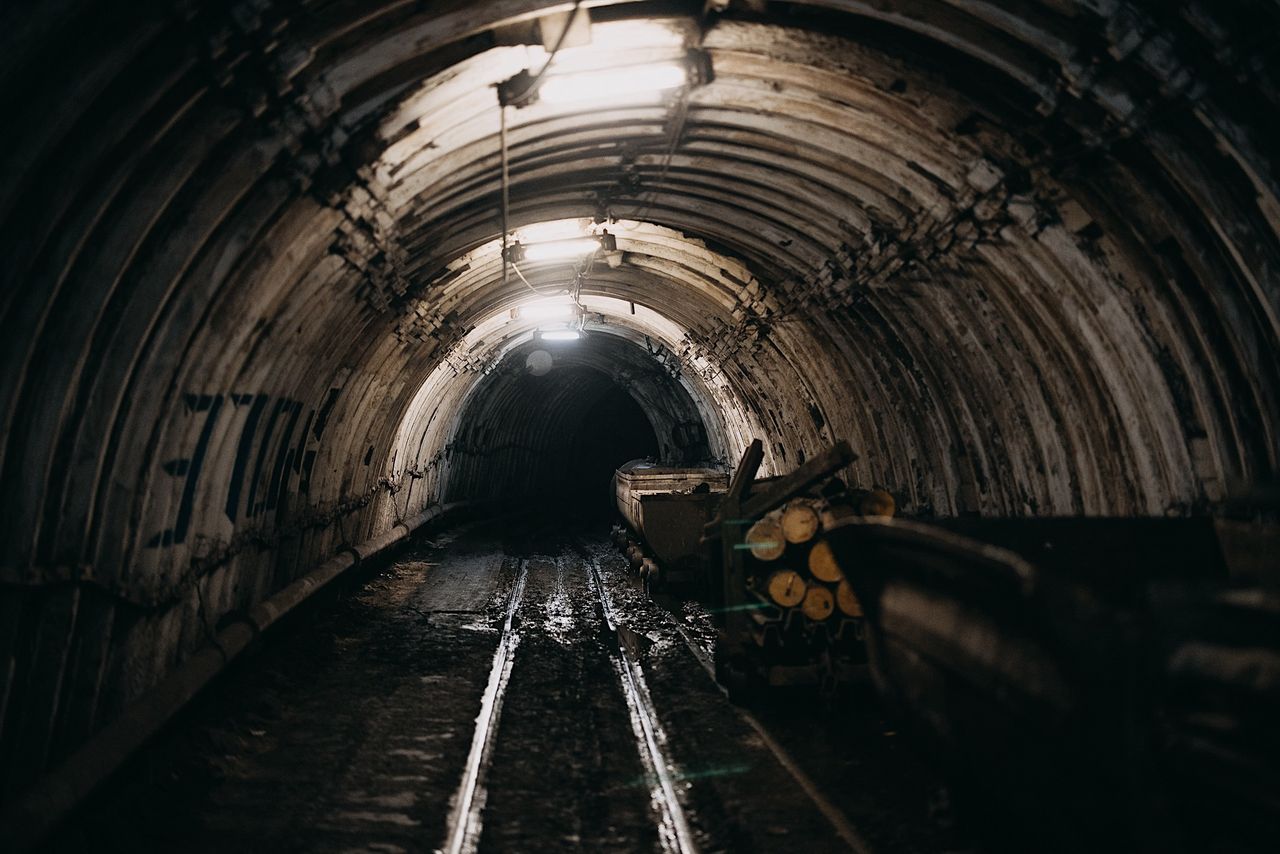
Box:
(0, 0, 1278, 821)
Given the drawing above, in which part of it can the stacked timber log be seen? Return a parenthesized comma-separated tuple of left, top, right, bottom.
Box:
(694, 438, 902, 689)
(742, 488, 893, 651)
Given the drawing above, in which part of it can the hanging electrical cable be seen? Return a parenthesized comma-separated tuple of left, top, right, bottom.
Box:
(511, 259, 566, 297)
(500, 102, 510, 287)
(501, 0, 585, 106)
(494, 0, 586, 290)
(496, 0, 585, 291)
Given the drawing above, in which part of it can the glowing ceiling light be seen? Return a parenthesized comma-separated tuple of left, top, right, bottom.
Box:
(499, 50, 711, 109)
(522, 238, 601, 261)
(516, 300, 574, 320)
(517, 220, 586, 243)
(540, 329, 581, 341)
(587, 21, 685, 50)
(538, 62, 687, 105)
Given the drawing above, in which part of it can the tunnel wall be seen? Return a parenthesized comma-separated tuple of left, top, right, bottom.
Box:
(1, 0, 1278, 807)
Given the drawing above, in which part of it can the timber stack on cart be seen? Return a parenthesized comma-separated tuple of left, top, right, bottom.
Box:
(701, 438, 895, 691)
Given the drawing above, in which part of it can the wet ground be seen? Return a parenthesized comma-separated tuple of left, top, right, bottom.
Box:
(46, 514, 965, 853)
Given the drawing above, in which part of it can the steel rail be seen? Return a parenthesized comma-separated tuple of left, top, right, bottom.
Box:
(441, 557, 529, 854)
(589, 558, 699, 854)
(658, 583, 874, 854)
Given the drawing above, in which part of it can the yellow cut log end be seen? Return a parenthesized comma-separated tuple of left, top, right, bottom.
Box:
(859, 488, 896, 518)
(780, 500, 820, 543)
(807, 539, 843, 582)
(836, 579, 863, 617)
(802, 584, 835, 621)
(746, 512, 785, 561)
(766, 569, 806, 608)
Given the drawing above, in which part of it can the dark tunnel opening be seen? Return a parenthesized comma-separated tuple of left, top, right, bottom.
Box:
(442, 334, 713, 513)
(561, 383, 659, 515)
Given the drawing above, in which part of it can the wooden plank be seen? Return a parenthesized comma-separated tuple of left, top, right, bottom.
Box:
(739, 440, 856, 520)
(726, 439, 764, 504)
(716, 440, 762, 656)
(703, 439, 764, 540)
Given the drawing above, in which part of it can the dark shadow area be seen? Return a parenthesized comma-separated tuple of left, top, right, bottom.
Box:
(561, 384, 658, 516)
(444, 335, 713, 518)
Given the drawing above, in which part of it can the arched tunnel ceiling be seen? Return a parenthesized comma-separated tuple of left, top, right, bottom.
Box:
(0, 0, 1277, 586)
(0, 0, 1278, 794)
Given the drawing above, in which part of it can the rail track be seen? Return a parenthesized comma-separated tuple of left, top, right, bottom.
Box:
(440, 552, 700, 854)
(438, 544, 870, 854)
(62, 520, 904, 852)
(442, 558, 528, 854)
(588, 558, 699, 854)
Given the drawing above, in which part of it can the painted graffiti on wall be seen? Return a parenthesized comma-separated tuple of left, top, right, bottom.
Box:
(146, 387, 341, 548)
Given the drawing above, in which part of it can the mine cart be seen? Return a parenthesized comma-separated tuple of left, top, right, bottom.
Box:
(611, 460, 728, 591)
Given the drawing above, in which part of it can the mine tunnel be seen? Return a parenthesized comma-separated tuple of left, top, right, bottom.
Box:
(1, 1, 1278, 851)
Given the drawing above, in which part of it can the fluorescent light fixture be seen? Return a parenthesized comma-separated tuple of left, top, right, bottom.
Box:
(499, 51, 711, 109)
(538, 62, 687, 105)
(522, 238, 601, 261)
(588, 21, 685, 50)
(517, 301, 574, 321)
(517, 220, 586, 243)
(541, 329, 581, 341)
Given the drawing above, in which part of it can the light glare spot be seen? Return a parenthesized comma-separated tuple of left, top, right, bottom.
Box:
(538, 63, 687, 105)
(523, 238, 600, 261)
(516, 219, 587, 243)
(525, 349, 553, 375)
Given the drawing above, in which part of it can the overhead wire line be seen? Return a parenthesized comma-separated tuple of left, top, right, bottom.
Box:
(497, 0, 584, 289)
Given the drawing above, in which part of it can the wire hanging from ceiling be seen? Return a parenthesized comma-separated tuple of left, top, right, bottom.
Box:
(511, 258, 567, 297)
(497, 0, 584, 290)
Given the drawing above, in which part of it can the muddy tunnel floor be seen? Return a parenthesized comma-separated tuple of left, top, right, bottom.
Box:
(45, 515, 964, 853)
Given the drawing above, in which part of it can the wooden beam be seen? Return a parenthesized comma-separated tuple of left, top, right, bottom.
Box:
(739, 440, 856, 520)
(714, 439, 763, 655)
(726, 438, 764, 503)
(703, 439, 764, 540)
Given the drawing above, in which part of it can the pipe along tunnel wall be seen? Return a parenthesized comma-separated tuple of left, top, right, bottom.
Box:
(1, 0, 1278, 827)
